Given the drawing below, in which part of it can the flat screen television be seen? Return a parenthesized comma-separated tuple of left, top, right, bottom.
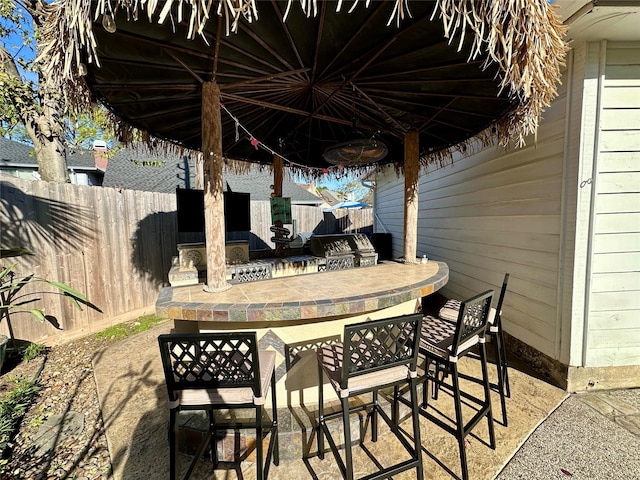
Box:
(176, 188, 251, 232)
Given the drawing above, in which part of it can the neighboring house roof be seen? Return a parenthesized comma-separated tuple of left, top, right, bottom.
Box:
(318, 189, 343, 206)
(66, 150, 103, 171)
(0, 137, 33, 167)
(224, 171, 322, 205)
(102, 146, 323, 204)
(0, 137, 103, 172)
(102, 147, 197, 193)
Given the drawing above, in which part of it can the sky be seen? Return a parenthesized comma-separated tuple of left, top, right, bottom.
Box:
(0, 4, 36, 82)
(290, 168, 365, 192)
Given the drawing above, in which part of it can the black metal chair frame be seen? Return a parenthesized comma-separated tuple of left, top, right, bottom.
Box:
(438, 273, 511, 425)
(317, 313, 424, 480)
(158, 332, 279, 480)
(488, 273, 511, 421)
(406, 290, 496, 480)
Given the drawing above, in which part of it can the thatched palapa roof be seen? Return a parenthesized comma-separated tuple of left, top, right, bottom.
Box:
(39, 0, 568, 175)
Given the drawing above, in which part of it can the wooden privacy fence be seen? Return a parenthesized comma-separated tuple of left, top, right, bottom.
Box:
(1, 177, 177, 344)
(0, 177, 372, 344)
(224, 202, 373, 249)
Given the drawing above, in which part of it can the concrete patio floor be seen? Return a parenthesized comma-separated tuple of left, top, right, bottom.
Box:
(91, 320, 576, 479)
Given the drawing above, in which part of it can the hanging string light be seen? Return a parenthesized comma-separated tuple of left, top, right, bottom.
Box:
(219, 102, 363, 177)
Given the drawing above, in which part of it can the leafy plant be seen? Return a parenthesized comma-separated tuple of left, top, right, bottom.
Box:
(94, 315, 165, 341)
(94, 324, 128, 342)
(0, 263, 92, 342)
(21, 343, 44, 363)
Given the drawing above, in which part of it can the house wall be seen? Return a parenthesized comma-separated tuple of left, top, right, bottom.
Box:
(579, 41, 640, 368)
(374, 40, 640, 389)
(0, 168, 38, 181)
(375, 66, 570, 363)
(69, 171, 101, 186)
(1, 166, 101, 186)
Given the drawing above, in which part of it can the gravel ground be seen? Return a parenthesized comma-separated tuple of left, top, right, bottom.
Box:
(496, 391, 640, 480)
(0, 335, 113, 480)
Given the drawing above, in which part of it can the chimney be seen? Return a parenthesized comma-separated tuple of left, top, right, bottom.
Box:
(93, 140, 108, 171)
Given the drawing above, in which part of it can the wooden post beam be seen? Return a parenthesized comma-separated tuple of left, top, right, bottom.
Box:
(403, 130, 419, 263)
(273, 154, 283, 197)
(202, 81, 231, 292)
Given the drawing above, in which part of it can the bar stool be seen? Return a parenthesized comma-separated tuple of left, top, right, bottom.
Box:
(316, 313, 424, 480)
(439, 273, 510, 424)
(158, 332, 279, 480)
(410, 290, 496, 480)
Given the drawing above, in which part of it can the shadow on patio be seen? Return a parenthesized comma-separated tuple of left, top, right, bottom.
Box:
(92, 321, 567, 480)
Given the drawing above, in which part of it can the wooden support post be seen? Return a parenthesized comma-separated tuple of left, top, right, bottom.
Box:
(202, 81, 231, 292)
(403, 130, 419, 263)
(273, 154, 283, 198)
(272, 154, 286, 256)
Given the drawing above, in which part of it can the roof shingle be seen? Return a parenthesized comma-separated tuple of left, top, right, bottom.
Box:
(102, 146, 323, 203)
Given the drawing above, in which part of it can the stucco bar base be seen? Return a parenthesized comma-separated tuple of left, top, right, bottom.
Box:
(505, 333, 640, 392)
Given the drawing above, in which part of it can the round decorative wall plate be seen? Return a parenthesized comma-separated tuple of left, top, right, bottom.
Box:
(229, 246, 247, 263)
(185, 249, 203, 266)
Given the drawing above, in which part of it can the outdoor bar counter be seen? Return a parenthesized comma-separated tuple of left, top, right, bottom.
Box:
(155, 260, 448, 457)
(156, 260, 448, 326)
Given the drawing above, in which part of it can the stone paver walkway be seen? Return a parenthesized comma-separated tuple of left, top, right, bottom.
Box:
(577, 388, 640, 436)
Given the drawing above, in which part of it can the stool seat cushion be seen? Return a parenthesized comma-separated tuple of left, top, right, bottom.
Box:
(318, 342, 411, 398)
(439, 300, 497, 326)
(438, 299, 462, 322)
(177, 350, 276, 407)
(420, 315, 479, 359)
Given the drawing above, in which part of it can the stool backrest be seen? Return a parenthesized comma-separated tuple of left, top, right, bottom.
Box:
(341, 313, 422, 390)
(451, 290, 494, 354)
(158, 332, 261, 401)
(493, 273, 510, 326)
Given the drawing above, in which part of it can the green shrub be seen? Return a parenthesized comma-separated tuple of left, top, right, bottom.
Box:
(131, 314, 165, 333)
(22, 343, 45, 363)
(94, 324, 129, 341)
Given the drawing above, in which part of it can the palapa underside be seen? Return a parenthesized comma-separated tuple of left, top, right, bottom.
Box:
(38, 0, 568, 176)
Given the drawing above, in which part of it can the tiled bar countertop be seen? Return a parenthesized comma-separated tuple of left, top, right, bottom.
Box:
(156, 260, 448, 323)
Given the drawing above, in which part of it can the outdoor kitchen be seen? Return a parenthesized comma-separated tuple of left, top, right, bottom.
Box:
(168, 232, 380, 287)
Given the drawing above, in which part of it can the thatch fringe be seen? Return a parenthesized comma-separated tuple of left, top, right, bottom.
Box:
(39, 0, 567, 172)
(429, 0, 568, 148)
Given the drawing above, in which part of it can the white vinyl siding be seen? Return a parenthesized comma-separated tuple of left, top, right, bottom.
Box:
(585, 42, 640, 367)
(374, 73, 569, 360)
(374, 174, 405, 246)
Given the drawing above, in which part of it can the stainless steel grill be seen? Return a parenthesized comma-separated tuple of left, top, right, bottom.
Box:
(310, 234, 378, 271)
